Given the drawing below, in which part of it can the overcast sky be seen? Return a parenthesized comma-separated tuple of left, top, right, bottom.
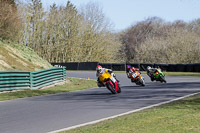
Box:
(41, 0, 200, 31)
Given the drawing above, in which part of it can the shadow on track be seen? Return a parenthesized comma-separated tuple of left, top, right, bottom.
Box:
(29, 81, 200, 103)
(123, 82, 200, 90)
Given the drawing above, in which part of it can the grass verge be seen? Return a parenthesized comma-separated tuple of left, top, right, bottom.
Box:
(61, 93, 200, 133)
(0, 78, 97, 101)
(140, 71, 200, 77)
(68, 70, 200, 77)
(164, 72, 200, 77)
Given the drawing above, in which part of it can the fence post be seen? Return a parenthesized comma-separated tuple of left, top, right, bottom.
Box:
(30, 72, 33, 89)
(63, 67, 66, 80)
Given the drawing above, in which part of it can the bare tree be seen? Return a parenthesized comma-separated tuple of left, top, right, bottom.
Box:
(0, 0, 22, 41)
(119, 17, 165, 62)
(78, 2, 120, 62)
(18, 1, 121, 63)
(139, 22, 200, 63)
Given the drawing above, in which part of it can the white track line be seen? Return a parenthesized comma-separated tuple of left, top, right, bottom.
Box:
(48, 92, 200, 133)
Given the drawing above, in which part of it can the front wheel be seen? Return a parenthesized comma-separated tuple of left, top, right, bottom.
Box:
(160, 76, 166, 83)
(139, 78, 145, 86)
(106, 82, 117, 94)
(117, 85, 121, 93)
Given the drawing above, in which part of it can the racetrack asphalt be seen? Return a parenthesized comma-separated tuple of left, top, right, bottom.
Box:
(0, 71, 200, 133)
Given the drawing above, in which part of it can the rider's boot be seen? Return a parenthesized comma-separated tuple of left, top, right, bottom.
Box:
(150, 76, 154, 81)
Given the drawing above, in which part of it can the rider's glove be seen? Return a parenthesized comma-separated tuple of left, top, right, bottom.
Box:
(108, 69, 113, 74)
(111, 73, 116, 77)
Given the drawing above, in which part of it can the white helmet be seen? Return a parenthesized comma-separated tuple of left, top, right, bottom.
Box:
(147, 66, 151, 70)
(96, 65, 103, 73)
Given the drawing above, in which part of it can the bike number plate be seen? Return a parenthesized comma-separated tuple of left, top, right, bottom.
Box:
(133, 73, 137, 78)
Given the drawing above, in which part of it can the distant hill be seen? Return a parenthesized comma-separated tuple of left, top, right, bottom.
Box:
(0, 41, 52, 71)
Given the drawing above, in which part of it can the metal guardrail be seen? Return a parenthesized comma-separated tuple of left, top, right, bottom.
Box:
(0, 67, 66, 91)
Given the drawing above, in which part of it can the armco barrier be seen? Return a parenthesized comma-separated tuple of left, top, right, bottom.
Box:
(51, 62, 79, 70)
(99, 63, 126, 71)
(175, 64, 186, 72)
(0, 71, 31, 91)
(167, 64, 177, 72)
(31, 67, 66, 89)
(51, 62, 200, 72)
(78, 62, 98, 70)
(193, 63, 200, 72)
(98, 63, 112, 69)
(51, 62, 98, 70)
(139, 63, 153, 71)
(111, 63, 126, 71)
(0, 67, 66, 91)
(186, 64, 194, 72)
(154, 63, 168, 71)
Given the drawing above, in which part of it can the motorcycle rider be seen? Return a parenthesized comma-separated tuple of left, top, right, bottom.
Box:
(96, 65, 118, 87)
(126, 65, 140, 82)
(147, 66, 158, 81)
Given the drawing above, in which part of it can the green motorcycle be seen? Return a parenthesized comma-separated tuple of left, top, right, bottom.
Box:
(149, 68, 167, 83)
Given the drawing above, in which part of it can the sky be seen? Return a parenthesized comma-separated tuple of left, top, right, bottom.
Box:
(41, 0, 200, 31)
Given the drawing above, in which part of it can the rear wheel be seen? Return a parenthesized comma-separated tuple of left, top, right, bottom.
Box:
(106, 82, 116, 94)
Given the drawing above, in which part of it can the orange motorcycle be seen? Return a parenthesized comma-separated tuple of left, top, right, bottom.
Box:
(128, 70, 145, 86)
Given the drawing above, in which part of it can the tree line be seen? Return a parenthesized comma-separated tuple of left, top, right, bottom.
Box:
(119, 17, 200, 63)
(1, 0, 200, 64)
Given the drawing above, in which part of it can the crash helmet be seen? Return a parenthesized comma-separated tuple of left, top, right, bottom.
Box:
(147, 66, 151, 70)
(127, 65, 131, 69)
(126, 65, 131, 72)
(96, 65, 103, 73)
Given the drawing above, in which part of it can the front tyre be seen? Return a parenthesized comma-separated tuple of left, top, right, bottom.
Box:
(117, 85, 121, 93)
(139, 78, 145, 86)
(160, 76, 167, 83)
(106, 82, 117, 94)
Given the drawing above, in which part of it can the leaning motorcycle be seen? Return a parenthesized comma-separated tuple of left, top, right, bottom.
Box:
(98, 71, 121, 94)
(150, 68, 166, 83)
(129, 70, 145, 86)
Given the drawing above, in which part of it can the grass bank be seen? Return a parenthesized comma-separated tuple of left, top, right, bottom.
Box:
(0, 40, 52, 71)
(0, 78, 97, 101)
(61, 93, 200, 133)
